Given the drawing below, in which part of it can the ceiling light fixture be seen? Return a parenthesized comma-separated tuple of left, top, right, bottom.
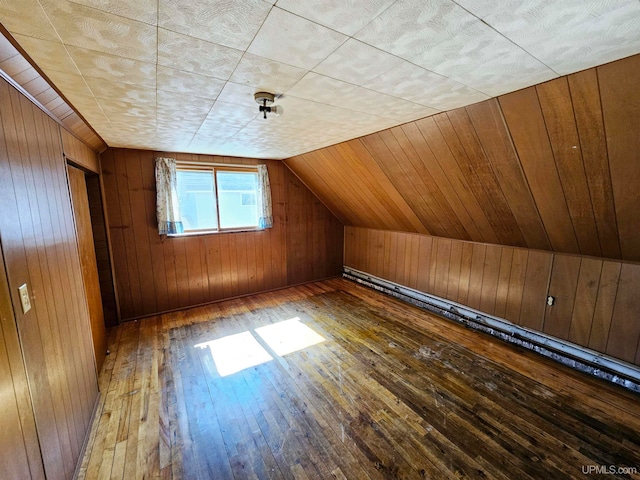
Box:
(254, 92, 283, 119)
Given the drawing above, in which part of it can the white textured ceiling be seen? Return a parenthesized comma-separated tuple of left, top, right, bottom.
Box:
(1, 0, 640, 159)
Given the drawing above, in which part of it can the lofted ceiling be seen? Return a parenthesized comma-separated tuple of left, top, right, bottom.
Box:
(286, 53, 640, 262)
(1, 0, 640, 159)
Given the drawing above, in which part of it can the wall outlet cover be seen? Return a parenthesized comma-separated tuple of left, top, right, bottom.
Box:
(18, 283, 31, 314)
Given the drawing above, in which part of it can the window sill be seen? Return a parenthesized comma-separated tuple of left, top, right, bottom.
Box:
(166, 227, 263, 238)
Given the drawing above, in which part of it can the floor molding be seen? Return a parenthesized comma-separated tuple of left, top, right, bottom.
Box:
(343, 267, 640, 394)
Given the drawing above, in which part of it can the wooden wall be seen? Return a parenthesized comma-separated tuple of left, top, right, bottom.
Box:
(61, 128, 100, 173)
(345, 227, 640, 366)
(101, 148, 343, 320)
(287, 53, 640, 262)
(0, 76, 99, 479)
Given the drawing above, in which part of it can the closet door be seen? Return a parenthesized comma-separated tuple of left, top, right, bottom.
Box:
(68, 164, 107, 373)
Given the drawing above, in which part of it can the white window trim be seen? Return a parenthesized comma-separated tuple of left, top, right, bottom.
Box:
(170, 161, 262, 237)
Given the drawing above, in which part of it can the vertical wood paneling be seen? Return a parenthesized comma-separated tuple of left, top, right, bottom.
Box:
(518, 251, 552, 331)
(605, 263, 640, 363)
(466, 244, 486, 310)
(599, 54, 640, 261)
(543, 255, 581, 340)
(61, 129, 100, 174)
(504, 249, 528, 324)
(494, 248, 513, 319)
(0, 76, 98, 479)
(447, 240, 463, 301)
(344, 227, 639, 366)
(103, 148, 343, 320)
(285, 168, 343, 285)
(499, 88, 579, 254)
(418, 116, 496, 244)
(567, 69, 621, 259)
(568, 258, 602, 346)
(465, 100, 550, 250)
(433, 238, 451, 298)
(479, 245, 502, 315)
(416, 236, 433, 293)
(0, 241, 45, 480)
(588, 261, 621, 353)
(537, 78, 601, 257)
(456, 242, 473, 305)
(398, 122, 471, 240)
(444, 109, 525, 247)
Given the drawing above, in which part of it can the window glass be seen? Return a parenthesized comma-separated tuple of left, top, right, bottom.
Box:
(176, 170, 217, 231)
(216, 171, 259, 229)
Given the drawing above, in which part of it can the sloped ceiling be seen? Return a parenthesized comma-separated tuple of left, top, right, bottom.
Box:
(286, 54, 640, 262)
(1, 0, 640, 158)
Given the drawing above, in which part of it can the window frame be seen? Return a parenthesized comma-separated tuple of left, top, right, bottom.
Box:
(173, 162, 262, 236)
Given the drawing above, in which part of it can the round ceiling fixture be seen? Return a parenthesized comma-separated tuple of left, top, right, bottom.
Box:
(254, 92, 283, 119)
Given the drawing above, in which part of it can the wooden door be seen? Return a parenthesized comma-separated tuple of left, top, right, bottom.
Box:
(68, 165, 107, 372)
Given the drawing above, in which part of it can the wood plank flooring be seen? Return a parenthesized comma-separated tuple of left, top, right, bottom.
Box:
(77, 279, 640, 479)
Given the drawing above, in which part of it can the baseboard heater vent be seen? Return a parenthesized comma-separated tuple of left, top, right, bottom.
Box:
(343, 267, 640, 394)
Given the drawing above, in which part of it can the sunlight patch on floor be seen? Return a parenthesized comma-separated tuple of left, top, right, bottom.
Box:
(195, 318, 325, 377)
(195, 331, 273, 377)
(255, 317, 325, 356)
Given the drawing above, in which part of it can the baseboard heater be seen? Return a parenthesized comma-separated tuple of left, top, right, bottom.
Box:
(343, 267, 640, 394)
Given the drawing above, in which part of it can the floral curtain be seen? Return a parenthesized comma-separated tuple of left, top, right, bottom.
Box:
(155, 157, 184, 235)
(257, 164, 273, 229)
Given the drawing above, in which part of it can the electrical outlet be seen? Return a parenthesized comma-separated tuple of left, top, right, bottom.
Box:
(18, 284, 31, 314)
(546, 295, 555, 306)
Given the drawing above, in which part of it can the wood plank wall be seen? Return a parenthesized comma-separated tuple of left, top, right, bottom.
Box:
(345, 226, 640, 366)
(101, 148, 343, 321)
(287, 53, 640, 262)
(61, 128, 100, 173)
(0, 76, 99, 479)
(0, 238, 45, 480)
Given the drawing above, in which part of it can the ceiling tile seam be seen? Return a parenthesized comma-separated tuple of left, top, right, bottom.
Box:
(450, 0, 562, 77)
(184, 102, 226, 150)
(305, 46, 489, 109)
(283, 85, 440, 122)
(250, 6, 349, 76)
(211, 108, 261, 151)
(63, 0, 159, 28)
(223, 0, 276, 80)
(22, 2, 113, 129)
(28, 1, 132, 128)
(187, 0, 278, 147)
(275, 0, 401, 39)
(156, 27, 243, 81)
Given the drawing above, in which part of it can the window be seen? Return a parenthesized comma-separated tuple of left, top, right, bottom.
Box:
(176, 165, 261, 233)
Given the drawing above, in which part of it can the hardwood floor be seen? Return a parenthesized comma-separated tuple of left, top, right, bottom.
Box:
(78, 279, 640, 479)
